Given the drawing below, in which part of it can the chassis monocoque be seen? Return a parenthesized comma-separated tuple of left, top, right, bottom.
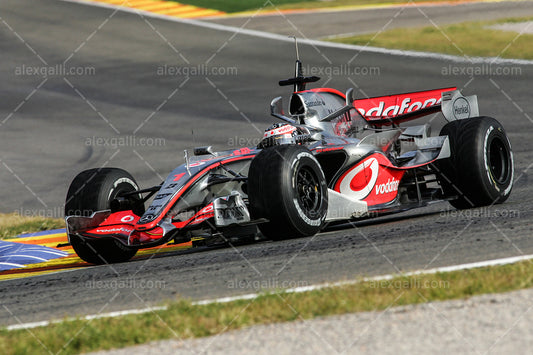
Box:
(65, 57, 514, 264)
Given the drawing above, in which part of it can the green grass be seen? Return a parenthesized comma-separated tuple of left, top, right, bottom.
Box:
(263, 0, 480, 11)
(171, 0, 315, 13)
(0, 213, 65, 239)
(171, 0, 477, 13)
(1, 260, 532, 354)
(330, 17, 533, 59)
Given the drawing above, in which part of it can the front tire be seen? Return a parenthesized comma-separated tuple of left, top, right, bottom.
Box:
(65, 168, 141, 264)
(437, 117, 514, 209)
(248, 145, 328, 240)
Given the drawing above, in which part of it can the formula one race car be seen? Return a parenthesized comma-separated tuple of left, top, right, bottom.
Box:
(65, 50, 514, 264)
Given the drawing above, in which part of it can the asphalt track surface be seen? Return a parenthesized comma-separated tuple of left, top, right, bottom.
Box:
(0, 0, 533, 326)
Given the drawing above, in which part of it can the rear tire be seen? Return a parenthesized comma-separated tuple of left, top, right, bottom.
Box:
(437, 117, 513, 209)
(65, 168, 141, 264)
(248, 145, 328, 240)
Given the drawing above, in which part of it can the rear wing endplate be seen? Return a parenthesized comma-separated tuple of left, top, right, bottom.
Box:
(440, 90, 479, 122)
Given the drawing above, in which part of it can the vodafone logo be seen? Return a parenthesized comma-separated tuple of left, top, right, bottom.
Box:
(199, 204, 214, 214)
(375, 178, 399, 195)
(263, 124, 296, 138)
(120, 215, 135, 223)
(96, 227, 134, 234)
(357, 97, 442, 118)
(338, 158, 379, 200)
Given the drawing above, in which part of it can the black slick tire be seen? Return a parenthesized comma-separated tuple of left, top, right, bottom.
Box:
(65, 168, 141, 264)
(248, 145, 328, 240)
(437, 116, 513, 209)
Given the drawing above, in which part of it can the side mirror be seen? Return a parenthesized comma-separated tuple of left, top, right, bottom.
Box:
(194, 146, 215, 156)
(346, 88, 354, 105)
(271, 97, 296, 124)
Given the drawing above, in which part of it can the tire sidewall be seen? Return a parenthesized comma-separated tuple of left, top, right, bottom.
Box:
(281, 148, 328, 235)
(479, 123, 514, 200)
(439, 117, 514, 208)
(99, 175, 139, 211)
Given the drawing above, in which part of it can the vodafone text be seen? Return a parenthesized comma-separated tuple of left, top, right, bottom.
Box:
(357, 97, 442, 117)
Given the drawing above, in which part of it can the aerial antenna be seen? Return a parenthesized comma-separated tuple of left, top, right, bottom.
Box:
(289, 36, 304, 92)
(290, 35, 299, 61)
(278, 36, 320, 92)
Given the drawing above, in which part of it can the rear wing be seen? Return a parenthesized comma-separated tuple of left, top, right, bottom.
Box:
(354, 87, 457, 126)
(271, 86, 478, 130)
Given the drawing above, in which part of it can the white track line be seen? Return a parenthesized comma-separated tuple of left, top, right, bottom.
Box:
(59, 0, 533, 65)
(194, 253, 533, 304)
(6, 306, 167, 331)
(6, 253, 533, 330)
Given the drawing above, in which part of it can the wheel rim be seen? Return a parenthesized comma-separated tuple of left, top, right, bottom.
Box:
(109, 182, 140, 213)
(488, 136, 510, 185)
(296, 166, 322, 217)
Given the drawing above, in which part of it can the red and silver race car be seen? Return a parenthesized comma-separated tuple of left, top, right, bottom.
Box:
(65, 53, 514, 264)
